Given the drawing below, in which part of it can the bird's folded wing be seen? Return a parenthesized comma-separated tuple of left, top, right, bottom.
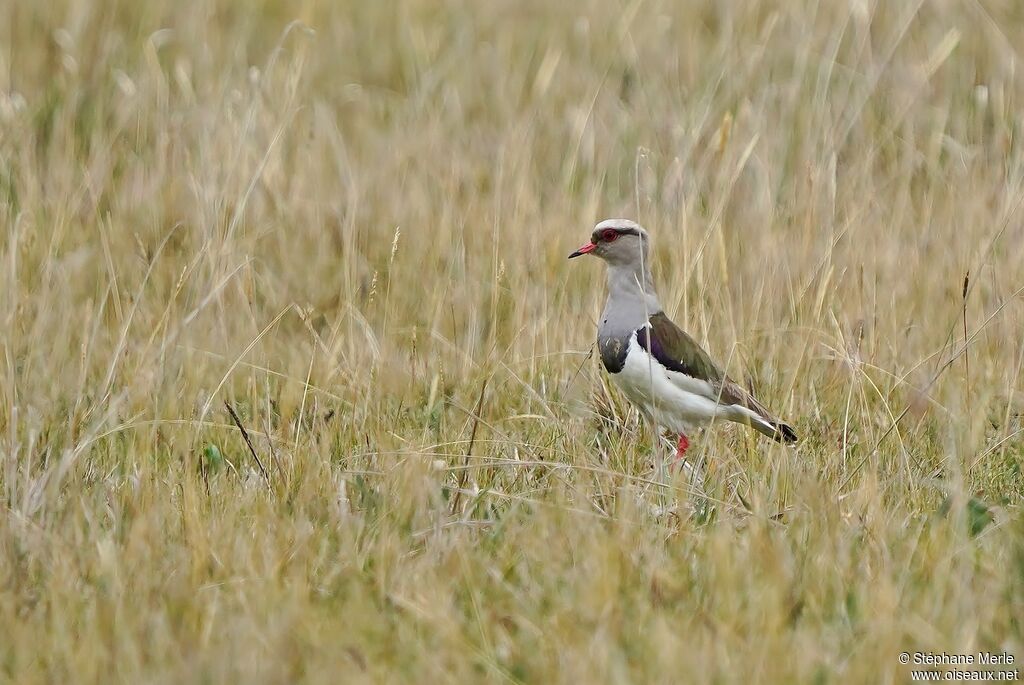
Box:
(637, 311, 796, 442)
(638, 312, 777, 420)
(636, 311, 722, 384)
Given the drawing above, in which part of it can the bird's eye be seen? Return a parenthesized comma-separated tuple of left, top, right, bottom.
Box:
(602, 229, 618, 242)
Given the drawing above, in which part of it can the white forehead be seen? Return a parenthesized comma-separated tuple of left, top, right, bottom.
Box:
(594, 218, 644, 233)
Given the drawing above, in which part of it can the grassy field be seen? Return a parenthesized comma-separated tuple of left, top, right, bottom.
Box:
(2, 0, 1024, 682)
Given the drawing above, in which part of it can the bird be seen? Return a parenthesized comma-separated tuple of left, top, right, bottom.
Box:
(569, 218, 797, 461)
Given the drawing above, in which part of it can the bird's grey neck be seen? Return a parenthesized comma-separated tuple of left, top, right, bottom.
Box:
(599, 263, 661, 337)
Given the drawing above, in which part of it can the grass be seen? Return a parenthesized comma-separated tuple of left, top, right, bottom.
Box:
(2, 0, 1024, 682)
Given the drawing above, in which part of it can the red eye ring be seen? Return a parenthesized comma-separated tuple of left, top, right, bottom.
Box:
(602, 229, 618, 242)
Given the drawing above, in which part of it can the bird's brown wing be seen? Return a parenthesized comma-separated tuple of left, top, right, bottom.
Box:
(638, 311, 797, 443)
(636, 311, 723, 383)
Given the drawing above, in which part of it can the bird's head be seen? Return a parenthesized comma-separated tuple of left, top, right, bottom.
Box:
(568, 219, 650, 267)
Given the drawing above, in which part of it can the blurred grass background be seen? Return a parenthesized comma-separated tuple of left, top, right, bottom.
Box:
(1, 0, 1023, 682)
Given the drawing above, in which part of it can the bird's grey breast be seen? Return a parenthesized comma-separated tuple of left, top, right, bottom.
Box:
(596, 264, 660, 374)
(598, 307, 646, 374)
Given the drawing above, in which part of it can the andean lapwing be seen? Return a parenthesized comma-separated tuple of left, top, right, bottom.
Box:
(569, 219, 797, 459)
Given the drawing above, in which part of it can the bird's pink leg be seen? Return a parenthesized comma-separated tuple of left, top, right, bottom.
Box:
(675, 434, 690, 460)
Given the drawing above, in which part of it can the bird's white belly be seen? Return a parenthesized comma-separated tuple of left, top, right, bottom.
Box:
(610, 337, 724, 435)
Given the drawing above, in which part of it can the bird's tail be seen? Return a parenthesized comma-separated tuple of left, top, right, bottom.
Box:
(719, 380, 798, 445)
(750, 417, 798, 443)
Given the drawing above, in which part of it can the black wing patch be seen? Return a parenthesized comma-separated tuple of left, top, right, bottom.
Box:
(598, 336, 629, 373)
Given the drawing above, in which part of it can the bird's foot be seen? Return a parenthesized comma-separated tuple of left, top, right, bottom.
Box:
(674, 433, 690, 461)
(672, 433, 706, 485)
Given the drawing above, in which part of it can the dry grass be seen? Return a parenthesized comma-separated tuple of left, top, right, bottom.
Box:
(2, 0, 1024, 682)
